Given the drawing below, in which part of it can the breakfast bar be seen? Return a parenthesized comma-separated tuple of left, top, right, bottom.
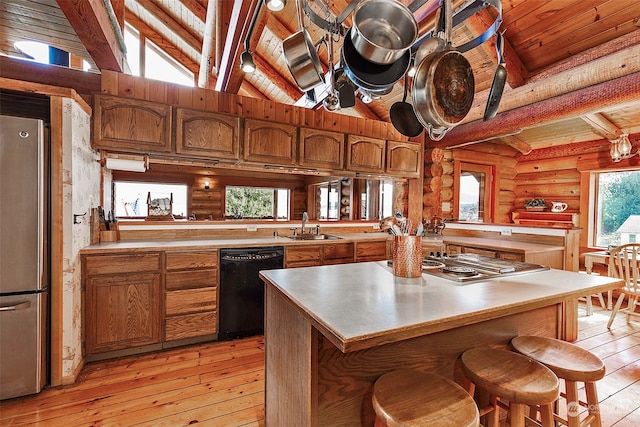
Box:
(260, 262, 622, 426)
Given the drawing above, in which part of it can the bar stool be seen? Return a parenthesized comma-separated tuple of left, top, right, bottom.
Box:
(460, 347, 560, 427)
(372, 369, 480, 427)
(511, 335, 605, 427)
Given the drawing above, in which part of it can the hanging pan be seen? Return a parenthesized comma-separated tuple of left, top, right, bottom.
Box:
(484, 30, 507, 121)
(282, 0, 324, 92)
(390, 76, 423, 137)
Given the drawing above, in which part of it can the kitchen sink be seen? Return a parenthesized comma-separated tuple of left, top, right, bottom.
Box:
(287, 234, 341, 240)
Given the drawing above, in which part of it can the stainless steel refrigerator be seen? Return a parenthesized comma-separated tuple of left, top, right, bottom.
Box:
(0, 114, 48, 400)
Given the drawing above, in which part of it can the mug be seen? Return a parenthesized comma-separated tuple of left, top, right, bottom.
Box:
(551, 202, 568, 213)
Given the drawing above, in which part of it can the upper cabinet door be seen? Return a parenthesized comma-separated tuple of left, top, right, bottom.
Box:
(175, 108, 240, 160)
(243, 119, 297, 165)
(299, 128, 345, 170)
(93, 95, 171, 153)
(346, 135, 386, 173)
(386, 141, 423, 178)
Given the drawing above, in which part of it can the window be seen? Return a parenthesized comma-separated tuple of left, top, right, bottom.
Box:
(114, 182, 187, 218)
(317, 181, 340, 220)
(225, 186, 290, 219)
(124, 23, 194, 86)
(454, 162, 494, 222)
(594, 170, 640, 247)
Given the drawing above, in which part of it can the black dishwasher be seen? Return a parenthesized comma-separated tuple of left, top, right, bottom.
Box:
(219, 246, 284, 341)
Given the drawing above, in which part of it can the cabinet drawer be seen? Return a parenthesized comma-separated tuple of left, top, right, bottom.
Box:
(165, 250, 218, 270)
(498, 252, 524, 262)
(165, 312, 217, 341)
(285, 247, 321, 265)
(166, 269, 218, 290)
(166, 288, 217, 316)
(462, 247, 497, 258)
(84, 253, 161, 276)
(324, 243, 354, 261)
(356, 241, 387, 261)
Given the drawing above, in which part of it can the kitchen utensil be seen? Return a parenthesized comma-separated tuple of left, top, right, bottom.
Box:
(282, 0, 324, 92)
(390, 76, 423, 137)
(411, 0, 475, 141)
(341, 30, 410, 93)
(350, 0, 417, 65)
(484, 30, 507, 121)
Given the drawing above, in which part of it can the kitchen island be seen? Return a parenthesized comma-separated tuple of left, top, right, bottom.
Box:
(260, 262, 622, 426)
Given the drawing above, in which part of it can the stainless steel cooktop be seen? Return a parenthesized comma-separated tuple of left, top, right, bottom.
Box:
(421, 253, 550, 283)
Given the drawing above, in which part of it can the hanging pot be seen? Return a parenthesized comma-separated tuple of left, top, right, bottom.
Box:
(411, 0, 475, 141)
(341, 32, 410, 93)
(350, 0, 417, 65)
(390, 76, 423, 137)
(282, 0, 324, 92)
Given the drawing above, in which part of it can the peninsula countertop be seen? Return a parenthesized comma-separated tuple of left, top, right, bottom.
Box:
(260, 262, 622, 353)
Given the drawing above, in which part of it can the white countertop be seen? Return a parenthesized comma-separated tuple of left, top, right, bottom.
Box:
(260, 262, 622, 352)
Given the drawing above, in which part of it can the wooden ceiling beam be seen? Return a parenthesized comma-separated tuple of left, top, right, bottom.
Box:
(239, 80, 269, 100)
(139, 0, 202, 52)
(55, 0, 126, 72)
(580, 113, 622, 141)
(198, 0, 216, 88)
(215, 0, 260, 94)
(181, 0, 207, 22)
(437, 71, 640, 147)
(496, 135, 532, 155)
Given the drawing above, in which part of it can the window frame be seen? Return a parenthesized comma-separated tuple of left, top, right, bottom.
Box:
(453, 160, 496, 223)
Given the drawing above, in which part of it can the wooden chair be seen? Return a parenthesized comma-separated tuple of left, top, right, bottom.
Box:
(512, 335, 605, 427)
(606, 243, 640, 329)
(372, 369, 480, 427)
(460, 347, 559, 427)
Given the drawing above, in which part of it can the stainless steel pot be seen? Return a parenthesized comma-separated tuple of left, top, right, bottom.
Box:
(282, 0, 324, 92)
(412, 49, 475, 139)
(350, 0, 417, 65)
(341, 32, 410, 93)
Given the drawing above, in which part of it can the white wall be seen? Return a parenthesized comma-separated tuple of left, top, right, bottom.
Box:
(61, 98, 100, 379)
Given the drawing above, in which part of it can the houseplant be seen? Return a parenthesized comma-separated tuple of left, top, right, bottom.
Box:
(524, 198, 547, 211)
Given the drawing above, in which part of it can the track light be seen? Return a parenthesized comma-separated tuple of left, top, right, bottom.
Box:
(265, 0, 285, 12)
(240, 51, 256, 73)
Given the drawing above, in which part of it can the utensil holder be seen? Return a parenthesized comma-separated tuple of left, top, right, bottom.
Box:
(392, 235, 423, 278)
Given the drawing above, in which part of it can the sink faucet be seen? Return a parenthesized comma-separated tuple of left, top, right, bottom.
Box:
(301, 211, 308, 234)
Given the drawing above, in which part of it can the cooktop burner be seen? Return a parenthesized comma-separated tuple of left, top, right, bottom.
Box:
(422, 253, 550, 283)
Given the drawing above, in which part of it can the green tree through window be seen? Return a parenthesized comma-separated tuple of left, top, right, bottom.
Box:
(596, 171, 640, 246)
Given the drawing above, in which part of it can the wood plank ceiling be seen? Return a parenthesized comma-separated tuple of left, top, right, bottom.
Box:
(2, 0, 640, 153)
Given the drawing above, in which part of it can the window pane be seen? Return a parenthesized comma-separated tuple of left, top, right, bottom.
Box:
(459, 173, 483, 221)
(595, 171, 640, 247)
(124, 24, 140, 76)
(225, 186, 289, 219)
(114, 182, 187, 218)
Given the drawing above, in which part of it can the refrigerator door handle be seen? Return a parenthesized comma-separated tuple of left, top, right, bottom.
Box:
(0, 301, 31, 311)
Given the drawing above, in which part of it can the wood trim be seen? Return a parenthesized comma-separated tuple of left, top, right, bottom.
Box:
(0, 77, 91, 115)
(49, 96, 64, 387)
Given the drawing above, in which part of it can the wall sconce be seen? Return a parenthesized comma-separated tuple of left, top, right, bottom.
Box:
(610, 134, 638, 162)
(101, 153, 148, 172)
(204, 180, 210, 189)
(265, 0, 285, 12)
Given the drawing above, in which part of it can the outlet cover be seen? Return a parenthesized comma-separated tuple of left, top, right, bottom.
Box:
(247, 225, 257, 232)
(500, 228, 512, 236)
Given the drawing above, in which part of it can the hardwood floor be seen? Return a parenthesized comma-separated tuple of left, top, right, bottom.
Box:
(1, 303, 638, 426)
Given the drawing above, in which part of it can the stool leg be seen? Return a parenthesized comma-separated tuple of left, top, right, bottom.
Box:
(539, 403, 554, 427)
(585, 381, 602, 427)
(565, 380, 581, 427)
(509, 402, 525, 427)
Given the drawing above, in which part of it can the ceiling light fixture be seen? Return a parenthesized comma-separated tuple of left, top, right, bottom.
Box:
(265, 0, 285, 12)
(240, 2, 263, 73)
(240, 51, 256, 73)
(609, 134, 638, 162)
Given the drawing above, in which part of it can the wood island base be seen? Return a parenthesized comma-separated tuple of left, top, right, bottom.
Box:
(265, 286, 561, 426)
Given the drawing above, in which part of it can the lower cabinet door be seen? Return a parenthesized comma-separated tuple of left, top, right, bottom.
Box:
(85, 273, 161, 354)
(165, 312, 218, 341)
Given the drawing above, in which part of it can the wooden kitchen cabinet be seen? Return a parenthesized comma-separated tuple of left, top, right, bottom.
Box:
(298, 127, 345, 170)
(356, 241, 388, 262)
(93, 95, 171, 153)
(83, 253, 162, 355)
(164, 250, 218, 341)
(346, 135, 386, 173)
(386, 140, 422, 178)
(243, 119, 297, 165)
(175, 108, 240, 160)
(323, 242, 355, 265)
(285, 246, 322, 268)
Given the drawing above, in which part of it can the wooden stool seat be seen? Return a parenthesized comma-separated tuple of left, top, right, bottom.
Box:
(372, 369, 480, 427)
(461, 347, 560, 427)
(512, 336, 605, 427)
